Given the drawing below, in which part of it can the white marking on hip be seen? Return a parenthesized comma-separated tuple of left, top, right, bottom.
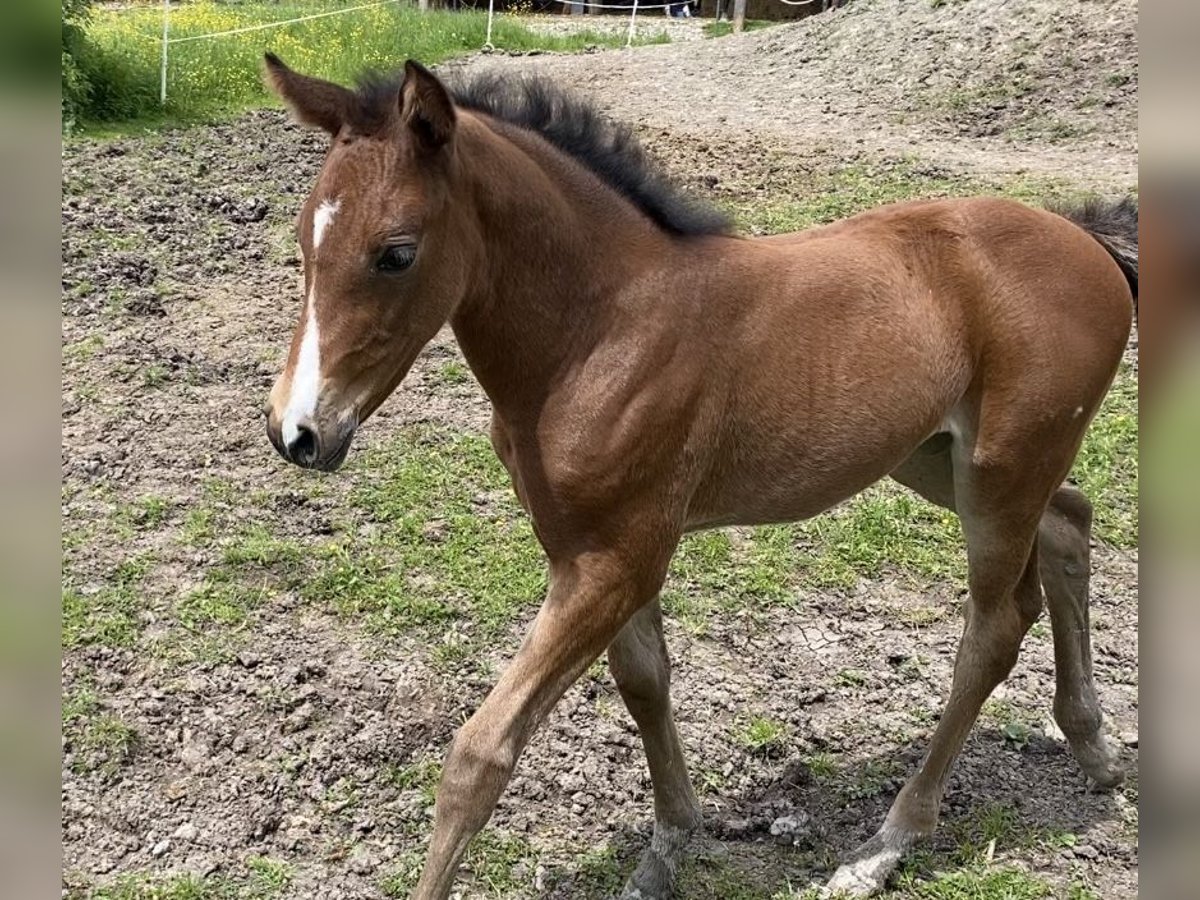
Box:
(313, 198, 340, 251)
(282, 282, 322, 448)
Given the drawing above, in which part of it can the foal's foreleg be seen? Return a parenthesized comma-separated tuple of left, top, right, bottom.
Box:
(1038, 485, 1123, 787)
(609, 599, 702, 900)
(411, 559, 659, 900)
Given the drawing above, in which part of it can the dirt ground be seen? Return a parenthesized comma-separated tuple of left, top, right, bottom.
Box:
(62, 1, 1138, 898)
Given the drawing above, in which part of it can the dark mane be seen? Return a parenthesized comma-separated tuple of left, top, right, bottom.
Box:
(351, 69, 732, 238)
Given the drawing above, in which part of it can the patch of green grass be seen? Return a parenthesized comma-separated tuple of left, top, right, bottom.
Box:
(437, 360, 471, 386)
(794, 485, 965, 589)
(891, 864, 1054, 899)
(63, 334, 105, 361)
(564, 844, 628, 896)
(381, 828, 536, 898)
(897, 605, 951, 628)
(728, 160, 1088, 235)
(62, 555, 153, 649)
(89, 874, 218, 900)
(63, 683, 101, 725)
(304, 429, 545, 644)
(835, 668, 869, 688)
(386, 756, 442, 807)
(69, 713, 139, 777)
(704, 19, 776, 38)
(222, 524, 304, 570)
(76, 3, 667, 129)
(694, 762, 730, 796)
(1071, 362, 1137, 546)
(675, 854, 824, 900)
(463, 829, 539, 894)
(662, 526, 797, 632)
(180, 507, 217, 547)
(979, 698, 1041, 739)
(732, 714, 790, 756)
(932, 79, 1035, 117)
(141, 364, 170, 389)
(804, 752, 839, 780)
(177, 575, 264, 630)
(245, 857, 292, 898)
(84, 859, 295, 900)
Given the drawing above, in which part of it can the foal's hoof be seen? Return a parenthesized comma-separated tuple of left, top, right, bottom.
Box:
(1073, 731, 1124, 790)
(618, 850, 674, 900)
(823, 856, 897, 898)
(617, 822, 697, 900)
(822, 829, 912, 898)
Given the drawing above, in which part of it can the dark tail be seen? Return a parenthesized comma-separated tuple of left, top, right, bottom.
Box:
(1052, 195, 1138, 314)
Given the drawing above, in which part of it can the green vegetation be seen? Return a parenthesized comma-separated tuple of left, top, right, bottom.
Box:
(62, 680, 141, 778)
(63, 0, 96, 129)
(382, 829, 536, 897)
(727, 160, 1093, 235)
(70, 1, 667, 129)
(62, 555, 153, 649)
(732, 713, 791, 756)
(80, 859, 293, 900)
(704, 19, 776, 38)
(898, 865, 1054, 899)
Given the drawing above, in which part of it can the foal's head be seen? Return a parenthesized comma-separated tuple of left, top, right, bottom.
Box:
(263, 55, 472, 471)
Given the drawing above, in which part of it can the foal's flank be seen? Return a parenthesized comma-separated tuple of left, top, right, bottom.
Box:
(259, 56, 1136, 899)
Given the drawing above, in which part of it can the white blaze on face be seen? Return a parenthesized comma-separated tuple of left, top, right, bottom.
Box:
(312, 198, 340, 252)
(281, 198, 340, 447)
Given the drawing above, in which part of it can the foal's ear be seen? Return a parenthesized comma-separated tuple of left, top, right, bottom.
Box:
(263, 52, 354, 136)
(400, 60, 456, 152)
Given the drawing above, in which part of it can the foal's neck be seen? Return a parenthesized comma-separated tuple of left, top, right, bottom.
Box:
(448, 114, 672, 420)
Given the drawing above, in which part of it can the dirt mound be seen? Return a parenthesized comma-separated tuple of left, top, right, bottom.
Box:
(463, 0, 1138, 186)
(751, 0, 1137, 142)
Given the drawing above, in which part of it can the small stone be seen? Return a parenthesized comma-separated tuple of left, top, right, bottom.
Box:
(348, 848, 377, 875)
(769, 811, 812, 845)
(151, 839, 171, 857)
(282, 703, 315, 734)
(1072, 843, 1099, 860)
(173, 823, 199, 842)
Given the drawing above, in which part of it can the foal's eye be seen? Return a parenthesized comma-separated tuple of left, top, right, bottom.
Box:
(376, 244, 417, 273)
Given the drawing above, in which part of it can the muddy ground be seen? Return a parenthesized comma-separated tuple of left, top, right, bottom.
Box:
(62, 2, 1138, 898)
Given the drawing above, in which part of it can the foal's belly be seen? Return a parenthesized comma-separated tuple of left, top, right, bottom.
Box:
(684, 384, 956, 530)
(685, 438, 923, 530)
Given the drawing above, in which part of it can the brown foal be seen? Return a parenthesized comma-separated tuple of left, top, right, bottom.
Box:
(260, 57, 1136, 898)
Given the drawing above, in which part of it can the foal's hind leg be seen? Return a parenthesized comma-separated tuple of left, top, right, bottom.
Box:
(1038, 485, 1123, 787)
(826, 447, 1047, 897)
(609, 599, 702, 900)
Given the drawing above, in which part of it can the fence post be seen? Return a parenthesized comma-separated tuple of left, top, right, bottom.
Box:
(160, 0, 170, 106)
(483, 0, 495, 49)
(626, 0, 639, 47)
(732, 0, 746, 32)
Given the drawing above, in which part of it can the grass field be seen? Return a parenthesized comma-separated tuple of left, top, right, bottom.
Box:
(73, 1, 667, 127)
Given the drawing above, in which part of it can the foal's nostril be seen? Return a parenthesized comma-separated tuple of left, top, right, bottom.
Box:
(288, 423, 318, 465)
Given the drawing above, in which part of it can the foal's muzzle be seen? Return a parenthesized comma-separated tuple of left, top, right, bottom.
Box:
(265, 412, 356, 472)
